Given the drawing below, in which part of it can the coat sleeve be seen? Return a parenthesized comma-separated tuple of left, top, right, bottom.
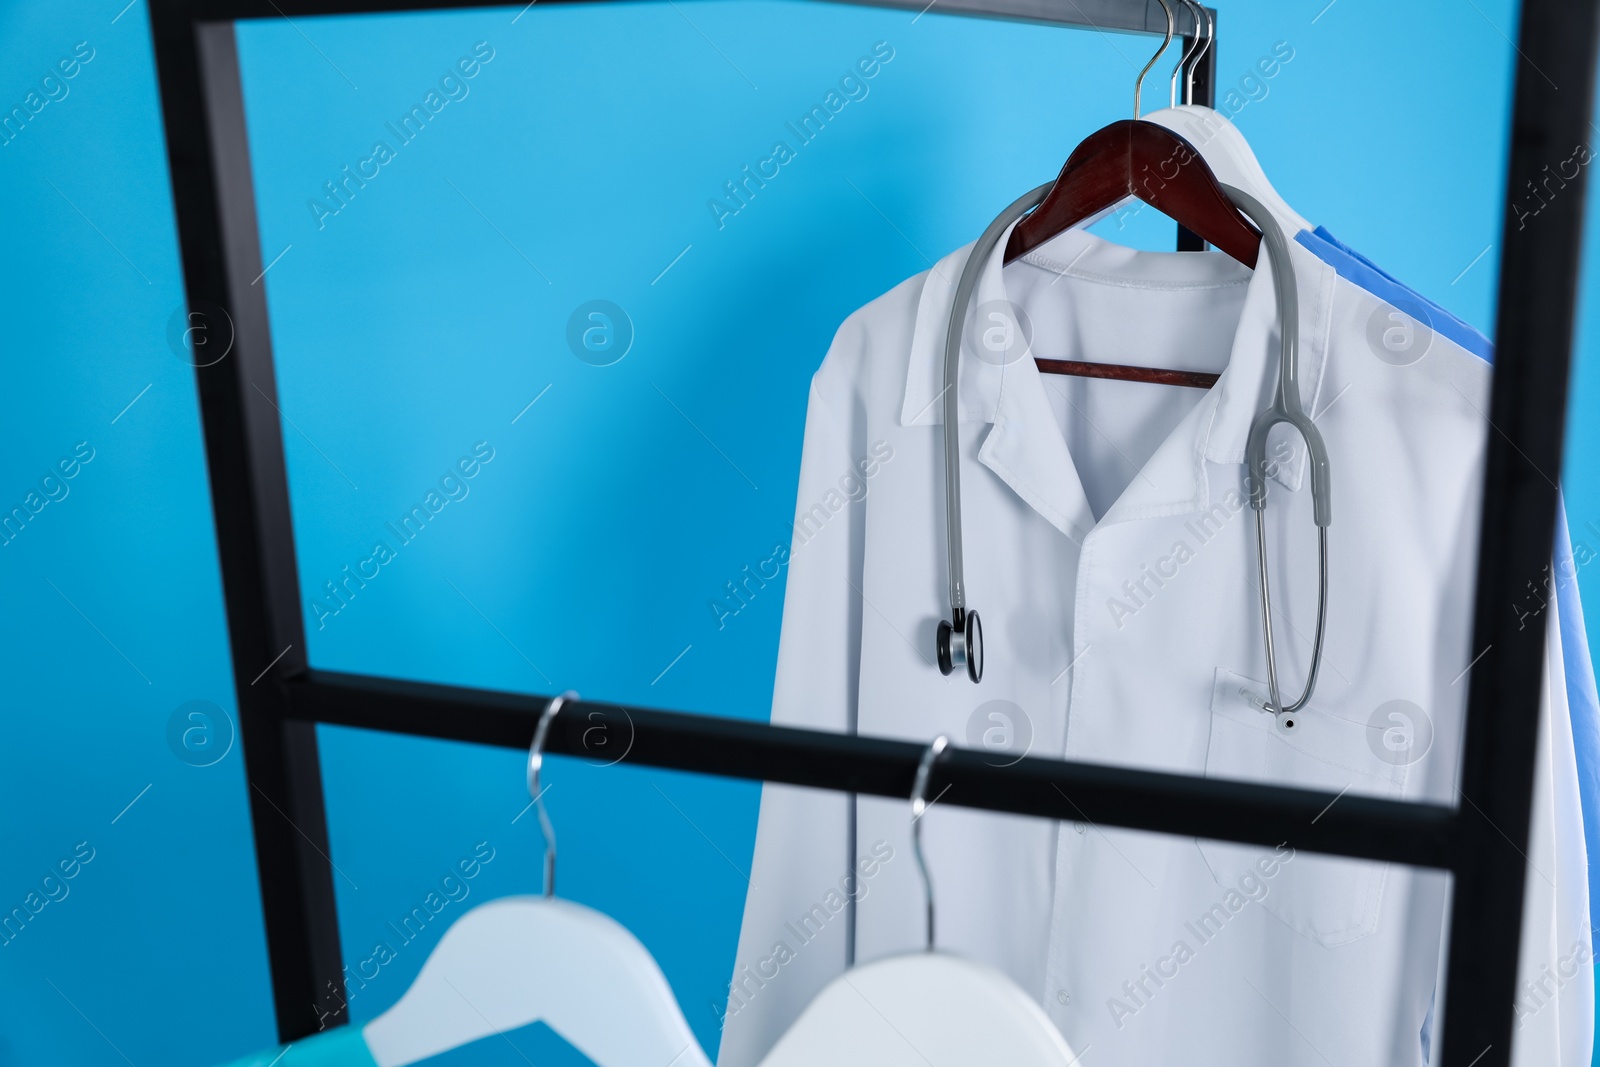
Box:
(1508, 565, 1594, 1065)
(1426, 550, 1592, 1066)
(716, 316, 871, 1067)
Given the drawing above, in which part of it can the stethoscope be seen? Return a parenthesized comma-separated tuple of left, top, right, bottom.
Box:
(935, 183, 1331, 728)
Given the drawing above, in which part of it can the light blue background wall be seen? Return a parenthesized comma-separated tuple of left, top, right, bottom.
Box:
(0, 0, 1594, 1063)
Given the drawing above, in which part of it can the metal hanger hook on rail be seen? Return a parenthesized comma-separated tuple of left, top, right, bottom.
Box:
(527, 690, 578, 899)
(1169, 0, 1195, 107)
(1134, 0, 1176, 118)
(1171, 0, 1212, 106)
(911, 735, 951, 951)
(1185, 2, 1215, 105)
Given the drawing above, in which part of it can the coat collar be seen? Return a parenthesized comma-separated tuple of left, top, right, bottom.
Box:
(898, 224, 1336, 541)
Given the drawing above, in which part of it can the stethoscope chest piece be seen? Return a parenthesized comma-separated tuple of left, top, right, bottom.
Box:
(937, 609, 983, 683)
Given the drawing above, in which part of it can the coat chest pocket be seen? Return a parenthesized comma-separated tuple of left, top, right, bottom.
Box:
(1196, 668, 1409, 948)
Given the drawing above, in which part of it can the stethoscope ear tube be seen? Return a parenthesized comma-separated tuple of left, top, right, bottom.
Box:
(1232, 182, 1332, 530)
(937, 183, 1053, 684)
(1224, 184, 1332, 721)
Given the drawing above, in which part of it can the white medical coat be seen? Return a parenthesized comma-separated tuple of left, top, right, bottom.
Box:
(718, 223, 1591, 1066)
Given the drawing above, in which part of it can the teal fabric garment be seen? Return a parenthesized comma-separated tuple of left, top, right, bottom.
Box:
(213, 1026, 378, 1067)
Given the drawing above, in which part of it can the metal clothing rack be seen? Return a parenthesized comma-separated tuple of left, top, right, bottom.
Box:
(147, 0, 1597, 1063)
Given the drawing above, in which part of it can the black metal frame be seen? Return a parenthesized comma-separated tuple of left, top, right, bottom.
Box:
(147, 0, 1597, 1061)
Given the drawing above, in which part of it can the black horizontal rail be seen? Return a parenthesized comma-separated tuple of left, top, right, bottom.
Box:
(287, 669, 1460, 869)
(163, 0, 1207, 35)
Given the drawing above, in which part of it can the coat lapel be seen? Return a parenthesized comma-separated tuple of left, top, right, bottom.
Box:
(899, 222, 1336, 540)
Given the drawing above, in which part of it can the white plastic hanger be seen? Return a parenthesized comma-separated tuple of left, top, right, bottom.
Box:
(757, 737, 1082, 1066)
(362, 693, 713, 1067)
(1143, 0, 1314, 236)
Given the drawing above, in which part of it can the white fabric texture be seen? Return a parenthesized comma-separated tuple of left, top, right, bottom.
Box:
(717, 224, 1589, 1067)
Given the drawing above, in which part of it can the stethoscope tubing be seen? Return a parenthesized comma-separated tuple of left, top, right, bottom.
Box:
(938, 181, 1331, 720)
(941, 181, 1054, 620)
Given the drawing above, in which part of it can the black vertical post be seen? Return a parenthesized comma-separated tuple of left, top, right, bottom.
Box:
(1437, 0, 1600, 1063)
(149, 10, 347, 1041)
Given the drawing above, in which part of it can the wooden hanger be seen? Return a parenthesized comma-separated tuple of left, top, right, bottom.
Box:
(1006, 1, 1259, 390)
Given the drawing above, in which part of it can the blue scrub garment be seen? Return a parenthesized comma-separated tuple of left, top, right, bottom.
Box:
(1301, 225, 1600, 948)
(213, 1026, 379, 1067)
(1556, 500, 1600, 945)
(1299, 226, 1495, 363)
